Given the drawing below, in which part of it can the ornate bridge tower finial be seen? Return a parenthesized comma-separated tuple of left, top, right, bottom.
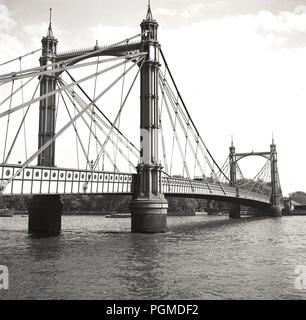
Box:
(146, 0, 153, 20)
(47, 8, 54, 38)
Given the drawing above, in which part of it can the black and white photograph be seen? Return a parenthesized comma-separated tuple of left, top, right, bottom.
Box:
(0, 0, 306, 305)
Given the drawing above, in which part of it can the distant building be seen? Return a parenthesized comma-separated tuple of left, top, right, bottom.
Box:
(283, 197, 300, 212)
(295, 204, 306, 211)
(283, 197, 306, 215)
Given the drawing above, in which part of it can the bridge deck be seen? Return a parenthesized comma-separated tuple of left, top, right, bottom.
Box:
(0, 164, 270, 206)
(162, 177, 270, 205)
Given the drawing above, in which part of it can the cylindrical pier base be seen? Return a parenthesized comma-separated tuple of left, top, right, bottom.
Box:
(270, 206, 282, 217)
(28, 195, 62, 236)
(229, 202, 241, 219)
(130, 197, 168, 233)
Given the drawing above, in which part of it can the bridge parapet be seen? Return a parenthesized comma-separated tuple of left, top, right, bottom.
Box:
(0, 164, 133, 195)
(0, 163, 271, 206)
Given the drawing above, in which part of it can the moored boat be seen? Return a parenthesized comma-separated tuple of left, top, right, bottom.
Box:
(105, 212, 131, 218)
(0, 208, 15, 217)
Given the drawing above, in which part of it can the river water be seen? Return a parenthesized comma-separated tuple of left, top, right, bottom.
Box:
(0, 215, 306, 300)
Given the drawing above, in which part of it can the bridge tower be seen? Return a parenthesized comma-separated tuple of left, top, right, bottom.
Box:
(270, 138, 282, 216)
(37, 10, 57, 167)
(28, 9, 62, 235)
(129, 5, 168, 233)
(229, 139, 240, 218)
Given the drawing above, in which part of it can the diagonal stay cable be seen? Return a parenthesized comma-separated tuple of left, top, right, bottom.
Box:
(59, 90, 92, 168)
(0, 48, 40, 67)
(159, 48, 231, 184)
(0, 76, 35, 108)
(0, 55, 143, 192)
(82, 56, 145, 191)
(2, 80, 15, 163)
(19, 58, 28, 159)
(0, 55, 133, 84)
(114, 59, 127, 170)
(65, 70, 139, 156)
(0, 52, 145, 119)
(72, 88, 80, 169)
(86, 55, 100, 170)
(0, 31, 144, 82)
(4, 77, 42, 163)
(160, 73, 206, 177)
(161, 76, 214, 176)
(59, 82, 121, 172)
(160, 73, 227, 193)
(158, 65, 169, 174)
(158, 76, 195, 191)
(239, 159, 270, 189)
(59, 78, 138, 171)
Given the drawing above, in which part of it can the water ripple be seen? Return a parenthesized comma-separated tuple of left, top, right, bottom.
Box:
(1, 215, 306, 299)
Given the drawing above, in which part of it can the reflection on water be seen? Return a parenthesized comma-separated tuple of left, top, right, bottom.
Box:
(1, 215, 306, 299)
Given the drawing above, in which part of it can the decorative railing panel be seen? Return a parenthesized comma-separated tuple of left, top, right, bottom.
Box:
(0, 164, 133, 195)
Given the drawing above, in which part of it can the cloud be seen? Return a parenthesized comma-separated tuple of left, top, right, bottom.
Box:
(0, 4, 15, 31)
(156, 1, 226, 20)
(88, 25, 138, 45)
(251, 9, 306, 49)
(0, 5, 23, 66)
(156, 8, 176, 17)
(294, 5, 306, 15)
(157, 9, 306, 194)
(22, 23, 66, 52)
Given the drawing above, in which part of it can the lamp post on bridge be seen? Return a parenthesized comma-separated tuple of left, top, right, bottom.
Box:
(129, 5, 168, 233)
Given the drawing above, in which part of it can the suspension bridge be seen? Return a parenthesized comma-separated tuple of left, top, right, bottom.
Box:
(0, 5, 283, 234)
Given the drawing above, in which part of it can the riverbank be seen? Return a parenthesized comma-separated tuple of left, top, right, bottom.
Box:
(13, 210, 204, 216)
(283, 209, 306, 216)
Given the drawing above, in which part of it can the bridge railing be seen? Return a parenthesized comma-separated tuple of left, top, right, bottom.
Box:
(0, 164, 133, 195)
(0, 164, 270, 203)
(161, 176, 270, 204)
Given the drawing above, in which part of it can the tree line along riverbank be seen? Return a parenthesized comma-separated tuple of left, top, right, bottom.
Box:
(1, 191, 305, 216)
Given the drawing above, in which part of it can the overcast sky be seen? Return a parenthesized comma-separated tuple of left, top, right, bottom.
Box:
(1, 0, 306, 195)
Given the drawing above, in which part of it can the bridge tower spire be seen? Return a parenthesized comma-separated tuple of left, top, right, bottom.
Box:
(129, 5, 168, 233)
(229, 138, 240, 218)
(28, 9, 62, 235)
(270, 138, 282, 216)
